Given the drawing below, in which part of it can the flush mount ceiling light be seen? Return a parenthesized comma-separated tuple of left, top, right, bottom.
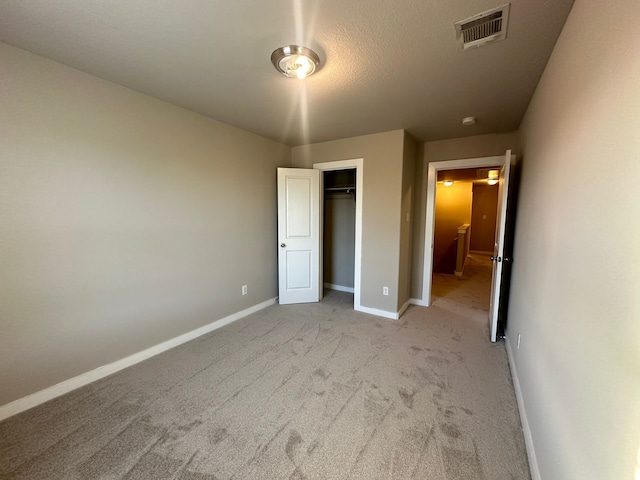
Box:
(462, 116, 477, 126)
(271, 45, 320, 79)
(443, 180, 454, 187)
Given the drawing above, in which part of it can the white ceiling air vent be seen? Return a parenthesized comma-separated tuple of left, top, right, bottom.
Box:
(455, 4, 510, 51)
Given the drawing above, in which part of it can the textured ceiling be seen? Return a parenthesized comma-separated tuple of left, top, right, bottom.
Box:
(0, 0, 574, 146)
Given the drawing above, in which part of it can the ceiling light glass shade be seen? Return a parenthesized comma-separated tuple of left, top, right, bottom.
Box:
(487, 179, 499, 185)
(443, 180, 454, 187)
(271, 45, 320, 79)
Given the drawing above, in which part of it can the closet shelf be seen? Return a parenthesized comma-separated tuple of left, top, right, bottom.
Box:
(325, 187, 356, 193)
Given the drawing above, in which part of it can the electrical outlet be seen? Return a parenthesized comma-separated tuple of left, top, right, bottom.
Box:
(517, 333, 521, 349)
(242, 285, 248, 296)
(383, 286, 389, 296)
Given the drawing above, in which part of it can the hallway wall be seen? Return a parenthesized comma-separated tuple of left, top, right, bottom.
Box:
(433, 181, 472, 274)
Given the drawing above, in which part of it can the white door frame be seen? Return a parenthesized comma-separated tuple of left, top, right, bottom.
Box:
(419, 155, 506, 306)
(313, 159, 363, 312)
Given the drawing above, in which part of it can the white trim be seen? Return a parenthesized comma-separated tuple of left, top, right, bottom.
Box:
(505, 336, 541, 480)
(0, 298, 277, 422)
(354, 300, 411, 320)
(324, 282, 355, 293)
(421, 155, 506, 307)
(410, 297, 429, 307)
(397, 299, 411, 318)
(313, 159, 363, 313)
(355, 304, 398, 320)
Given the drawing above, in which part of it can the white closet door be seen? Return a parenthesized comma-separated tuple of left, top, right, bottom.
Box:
(277, 168, 322, 304)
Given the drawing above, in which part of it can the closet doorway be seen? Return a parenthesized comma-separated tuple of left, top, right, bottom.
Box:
(323, 169, 355, 292)
(313, 159, 363, 311)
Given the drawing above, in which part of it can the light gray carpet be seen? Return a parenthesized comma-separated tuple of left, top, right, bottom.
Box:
(431, 254, 495, 316)
(0, 267, 530, 479)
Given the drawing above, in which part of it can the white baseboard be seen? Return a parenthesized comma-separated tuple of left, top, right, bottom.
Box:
(323, 283, 355, 293)
(355, 304, 397, 320)
(410, 297, 429, 307)
(398, 299, 411, 318)
(355, 299, 412, 320)
(0, 297, 277, 422)
(505, 336, 541, 480)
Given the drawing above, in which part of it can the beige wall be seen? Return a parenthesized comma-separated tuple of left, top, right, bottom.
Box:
(398, 133, 417, 309)
(433, 182, 472, 274)
(508, 1, 640, 479)
(411, 132, 519, 298)
(0, 43, 291, 406)
(470, 184, 499, 252)
(292, 130, 405, 313)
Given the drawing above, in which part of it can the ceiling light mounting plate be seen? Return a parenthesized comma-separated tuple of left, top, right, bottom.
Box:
(271, 45, 320, 79)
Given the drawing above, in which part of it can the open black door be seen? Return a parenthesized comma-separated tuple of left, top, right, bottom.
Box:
(496, 160, 521, 339)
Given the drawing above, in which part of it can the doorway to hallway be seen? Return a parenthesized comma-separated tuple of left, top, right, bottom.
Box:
(430, 167, 500, 314)
(420, 151, 515, 342)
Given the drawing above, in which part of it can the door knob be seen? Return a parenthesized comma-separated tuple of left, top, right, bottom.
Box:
(504, 257, 512, 262)
(280, 243, 286, 247)
(491, 256, 502, 262)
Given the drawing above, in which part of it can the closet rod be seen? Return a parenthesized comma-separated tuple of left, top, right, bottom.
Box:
(325, 187, 356, 193)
